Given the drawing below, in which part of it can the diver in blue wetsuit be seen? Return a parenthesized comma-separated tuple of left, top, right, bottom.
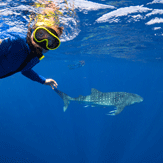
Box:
(0, 23, 63, 89)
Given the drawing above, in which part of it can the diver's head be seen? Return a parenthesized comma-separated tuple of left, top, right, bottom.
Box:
(31, 26, 63, 53)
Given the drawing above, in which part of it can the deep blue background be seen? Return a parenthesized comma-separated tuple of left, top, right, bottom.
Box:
(1, 57, 163, 163)
(1, 0, 163, 162)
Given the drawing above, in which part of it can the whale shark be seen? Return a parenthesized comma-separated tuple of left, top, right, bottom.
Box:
(54, 88, 143, 115)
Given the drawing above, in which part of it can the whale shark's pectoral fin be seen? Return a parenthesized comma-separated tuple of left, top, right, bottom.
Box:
(107, 105, 125, 116)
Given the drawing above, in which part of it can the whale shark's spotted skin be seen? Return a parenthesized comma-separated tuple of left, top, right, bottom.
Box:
(54, 88, 143, 115)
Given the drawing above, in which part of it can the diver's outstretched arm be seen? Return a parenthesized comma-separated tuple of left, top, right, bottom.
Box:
(22, 69, 58, 89)
(21, 69, 46, 84)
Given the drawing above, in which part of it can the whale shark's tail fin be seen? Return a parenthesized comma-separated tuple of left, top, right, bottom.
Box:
(54, 89, 72, 112)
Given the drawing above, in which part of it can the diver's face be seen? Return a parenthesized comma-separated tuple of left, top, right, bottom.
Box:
(31, 33, 49, 53)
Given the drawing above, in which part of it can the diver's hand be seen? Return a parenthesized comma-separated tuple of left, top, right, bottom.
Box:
(44, 79, 58, 89)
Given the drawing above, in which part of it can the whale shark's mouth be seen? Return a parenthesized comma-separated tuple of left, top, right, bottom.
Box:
(140, 98, 143, 102)
(138, 96, 144, 102)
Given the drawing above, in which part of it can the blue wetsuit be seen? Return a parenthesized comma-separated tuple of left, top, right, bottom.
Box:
(0, 31, 46, 84)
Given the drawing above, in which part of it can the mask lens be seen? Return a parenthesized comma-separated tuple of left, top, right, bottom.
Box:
(35, 29, 46, 40)
(48, 37, 60, 49)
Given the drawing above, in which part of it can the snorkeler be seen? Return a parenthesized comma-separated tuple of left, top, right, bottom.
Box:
(0, 13, 63, 89)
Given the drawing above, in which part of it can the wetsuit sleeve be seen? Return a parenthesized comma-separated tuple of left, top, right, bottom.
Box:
(21, 69, 46, 84)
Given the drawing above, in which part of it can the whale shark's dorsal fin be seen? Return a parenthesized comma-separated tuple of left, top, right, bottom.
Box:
(91, 88, 100, 94)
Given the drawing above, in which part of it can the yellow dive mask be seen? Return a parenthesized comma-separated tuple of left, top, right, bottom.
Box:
(33, 26, 61, 50)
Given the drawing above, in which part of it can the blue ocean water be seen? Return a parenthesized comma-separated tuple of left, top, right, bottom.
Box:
(0, 0, 163, 162)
